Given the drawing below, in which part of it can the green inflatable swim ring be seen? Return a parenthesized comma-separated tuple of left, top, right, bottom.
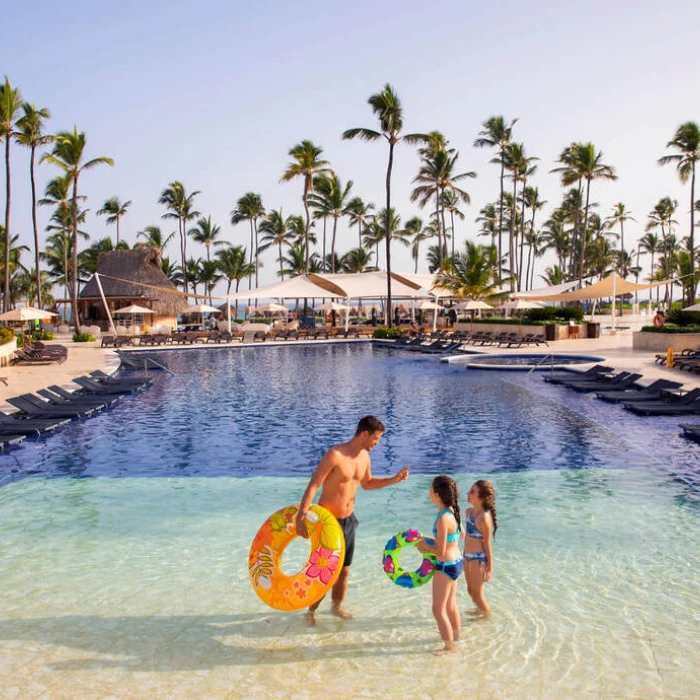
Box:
(382, 529, 437, 588)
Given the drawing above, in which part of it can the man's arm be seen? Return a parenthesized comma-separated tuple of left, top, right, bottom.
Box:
(295, 449, 337, 538)
(360, 464, 410, 491)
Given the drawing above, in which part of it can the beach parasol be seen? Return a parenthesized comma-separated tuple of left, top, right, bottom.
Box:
(0, 307, 58, 322)
(499, 299, 542, 335)
(186, 304, 222, 314)
(455, 300, 493, 333)
(317, 301, 351, 312)
(248, 302, 288, 315)
(114, 304, 154, 315)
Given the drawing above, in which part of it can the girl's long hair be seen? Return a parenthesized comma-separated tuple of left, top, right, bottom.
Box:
(474, 479, 498, 536)
(432, 475, 462, 533)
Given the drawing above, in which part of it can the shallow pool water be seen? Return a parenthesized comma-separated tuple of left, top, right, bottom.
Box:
(0, 344, 698, 699)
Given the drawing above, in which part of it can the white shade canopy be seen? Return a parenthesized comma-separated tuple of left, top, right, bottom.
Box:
(185, 304, 222, 314)
(0, 306, 58, 321)
(455, 300, 493, 311)
(682, 304, 700, 312)
(114, 304, 154, 315)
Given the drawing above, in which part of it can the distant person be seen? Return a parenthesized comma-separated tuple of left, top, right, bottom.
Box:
(295, 415, 410, 623)
(463, 480, 497, 617)
(416, 475, 463, 655)
(209, 317, 218, 330)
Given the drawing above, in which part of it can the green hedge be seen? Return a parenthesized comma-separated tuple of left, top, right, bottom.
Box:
(72, 332, 95, 342)
(373, 326, 404, 339)
(0, 326, 15, 344)
(640, 324, 700, 334)
(32, 330, 55, 341)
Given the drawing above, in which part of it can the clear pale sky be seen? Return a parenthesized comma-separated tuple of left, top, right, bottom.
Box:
(3, 0, 699, 293)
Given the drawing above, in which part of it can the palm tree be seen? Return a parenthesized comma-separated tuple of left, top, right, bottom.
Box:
(340, 246, 374, 273)
(552, 142, 616, 283)
(0, 77, 23, 312)
(216, 245, 255, 317)
(541, 264, 567, 286)
(435, 241, 501, 300)
(185, 257, 203, 297)
(158, 181, 200, 296)
(96, 197, 131, 245)
(258, 209, 295, 279)
(343, 84, 428, 326)
(604, 203, 636, 280)
(137, 225, 176, 254)
(411, 146, 475, 263)
(280, 143, 331, 273)
(230, 192, 265, 289)
(79, 237, 129, 276)
(13, 268, 53, 308)
(442, 189, 467, 259)
(16, 102, 52, 309)
(473, 116, 517, 280)
(198, 259, 221, 304)
(403, 216, 427, 273)
(476, 203, 499, 244)
(345, 197, 374, 248)
(646, 197, 678, 285)
(541, 209, 571, 271)
(659, 122, 700, 303)
(521, 187, 546, 290)
(41, 127, 114, 330)
(189, 215, 223, 263)
(308, 174, 353, 272)
(281, 243, 322, 278)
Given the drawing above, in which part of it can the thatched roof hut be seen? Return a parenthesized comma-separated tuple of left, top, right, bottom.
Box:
(79, 247, 187, 329)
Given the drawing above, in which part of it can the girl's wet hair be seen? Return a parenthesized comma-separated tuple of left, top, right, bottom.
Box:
(431, 475, 462, 533)
(473, 479, 498, 536)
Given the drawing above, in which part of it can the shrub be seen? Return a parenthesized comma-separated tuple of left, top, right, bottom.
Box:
(72, 332, 95, 342)
(0, 326, 15, 345)
(640, 323, 700, 334)
(373, 326, 404, 339)
(32, 330, 55, 341)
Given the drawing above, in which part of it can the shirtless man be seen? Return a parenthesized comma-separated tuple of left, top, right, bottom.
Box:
(295, 415, 410, 622)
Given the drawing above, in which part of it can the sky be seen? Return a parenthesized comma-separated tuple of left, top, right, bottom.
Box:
(2, 0, 700, 296)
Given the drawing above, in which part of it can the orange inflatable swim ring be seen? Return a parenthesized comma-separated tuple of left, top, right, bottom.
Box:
(248, 504, 345, 611)
(653, 313, 664, 328)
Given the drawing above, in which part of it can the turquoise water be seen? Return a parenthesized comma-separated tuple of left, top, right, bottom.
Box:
(0, 345, 699, 698)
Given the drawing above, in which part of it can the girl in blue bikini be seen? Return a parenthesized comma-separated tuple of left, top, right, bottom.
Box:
(463, 480, 497, 616)
(416, 475, 463, 654)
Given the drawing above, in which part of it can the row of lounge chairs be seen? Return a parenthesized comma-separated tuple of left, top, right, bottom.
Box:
(543, 364, 700, 415)
(393, 329, 547, 354)
(0, 370, 153, 451)
(11, 342, 68, 364)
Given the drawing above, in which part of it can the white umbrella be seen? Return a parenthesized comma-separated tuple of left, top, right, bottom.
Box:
(317, 301, 351, 312)
(455, 300, 493, 311)
(0, 306, 58, 321)
(455, 300, 493, 332)
(248, 302, 288, 314)
(499, 299, 543, 310)
(499, 299, 542, 335)
(409, 300, 444, 311)
(114, 304, 154, 315)
(186, 304, 222, 314)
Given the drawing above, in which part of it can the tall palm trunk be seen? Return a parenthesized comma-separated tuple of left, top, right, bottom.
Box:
(116, 216, 120, 245)
(440, 189, 448, 260)
(278, 242, 284, 280)
(71, 177, 81, 331)
(29, 143, 41, 308)
(254, 219, 260, 290)
(578, 179, 592, 284)
(247, 219, 254, 289)
(385, 142, 394, 327)
(450, 208, 456, 260)
(498, 156, 505, 282)
(3, 137, 11, 312)
(690, 164, 696, 304)
(434, 190, 442, 264)
(517, 183, 527, 291)
(303, 177, 311, 274)
(509, 176, 517, 292)
(331, 216, 339, 273)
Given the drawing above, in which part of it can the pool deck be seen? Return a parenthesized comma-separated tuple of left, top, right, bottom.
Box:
(2, 321, 700, 412)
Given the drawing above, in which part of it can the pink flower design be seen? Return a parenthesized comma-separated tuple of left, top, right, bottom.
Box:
(383, 555, 395, 574)
(404, 530, 421, 542)
(306, 547, 340, 585)
(418, 558, 435, 577)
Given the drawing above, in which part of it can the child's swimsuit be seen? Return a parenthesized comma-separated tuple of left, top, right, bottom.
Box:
(433, 509, 464, 580)
(464, 509, 487, 564)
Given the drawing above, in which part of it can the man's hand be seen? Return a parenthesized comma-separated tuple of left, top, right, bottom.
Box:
(393, 467, 410, 484)
(295, 512, 309, 539)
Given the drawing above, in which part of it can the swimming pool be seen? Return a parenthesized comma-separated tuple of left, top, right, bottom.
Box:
(449, 353, 606, 370)
(0, 344, 698, 699)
